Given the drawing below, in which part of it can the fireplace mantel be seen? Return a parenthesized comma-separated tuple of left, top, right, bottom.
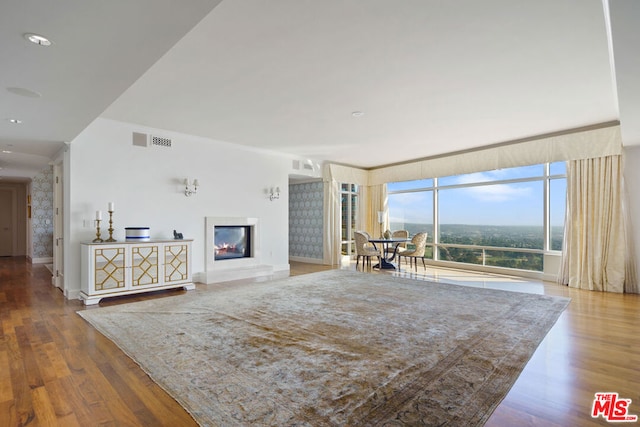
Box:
(204, 217, 273, 283)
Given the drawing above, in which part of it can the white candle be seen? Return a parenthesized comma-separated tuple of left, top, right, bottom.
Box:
(96, 210, 102, 220)
(377, 211, 385, 223)
(108, 202, 115, 212)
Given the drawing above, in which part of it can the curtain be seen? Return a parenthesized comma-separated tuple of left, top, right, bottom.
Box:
(369, 123, 621, 186)
(358, 185, 370, 233)
(323, 163, 379, 265)
(323, 179, 341, 266)
(560, 155, 638, 293)
(361, 184, 387, 238)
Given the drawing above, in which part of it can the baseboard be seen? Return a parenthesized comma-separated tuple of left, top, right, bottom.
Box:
(65, 288, 81, 300)
(273, 263, 291, 273)
(541, 273, 559, 283)
(31, 257, 53, 264)
(289, 256, 326, 265)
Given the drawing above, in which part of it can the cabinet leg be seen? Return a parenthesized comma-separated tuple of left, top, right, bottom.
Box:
(80, 294, 103, 306)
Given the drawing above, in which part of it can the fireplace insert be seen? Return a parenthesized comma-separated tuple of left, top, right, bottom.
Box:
(214, 225, 251, 260)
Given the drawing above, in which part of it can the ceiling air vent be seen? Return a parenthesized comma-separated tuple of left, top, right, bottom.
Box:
(151, 135, 172, 148)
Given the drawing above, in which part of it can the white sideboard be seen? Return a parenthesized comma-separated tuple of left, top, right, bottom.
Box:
(80, 239, 195, 305)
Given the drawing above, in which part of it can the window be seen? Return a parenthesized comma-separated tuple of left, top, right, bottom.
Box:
(340, 184, 359, 256)
(387, 162, 566, 272)
(387, 180, 434, 259)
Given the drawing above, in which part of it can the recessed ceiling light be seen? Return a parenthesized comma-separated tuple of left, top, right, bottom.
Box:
(7, 118, 22, 124)
(7, 87, 42, 98)
(2, 150, 13, 154)
(24, 33, 52, 46)
(351, 111, 364, 118)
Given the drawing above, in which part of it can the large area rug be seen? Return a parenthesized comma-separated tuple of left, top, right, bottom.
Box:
(78, 270, 570, 426)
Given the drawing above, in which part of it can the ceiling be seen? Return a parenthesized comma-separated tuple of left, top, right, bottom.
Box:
(2, 0, 639, 181)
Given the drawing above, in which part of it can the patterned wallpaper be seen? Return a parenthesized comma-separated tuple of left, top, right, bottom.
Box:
(31, 166, 54, 259)
(289, 181, 324, 260)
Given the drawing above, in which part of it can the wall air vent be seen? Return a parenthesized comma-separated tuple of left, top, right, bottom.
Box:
(151, 135, 172, 148)
(132, 132, 148, 147)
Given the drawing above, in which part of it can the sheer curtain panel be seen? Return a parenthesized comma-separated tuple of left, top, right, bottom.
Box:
(323, 179, 341, 266)
(560, 155, 637, 293)
(366, 184, 387, 238)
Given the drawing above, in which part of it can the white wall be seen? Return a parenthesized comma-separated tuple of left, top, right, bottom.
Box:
(65, 118, 292, 298)
(624, 146, 640, 279)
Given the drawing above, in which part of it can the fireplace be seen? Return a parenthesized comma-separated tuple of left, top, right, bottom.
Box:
(214, 225, 251, 260)
(205, 217, 272, 283)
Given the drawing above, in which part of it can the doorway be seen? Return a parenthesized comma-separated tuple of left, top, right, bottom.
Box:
(0, 189, 14, 256)
(0, 183, 27, 257)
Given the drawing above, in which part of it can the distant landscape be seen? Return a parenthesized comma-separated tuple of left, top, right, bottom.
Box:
(390, 222, 564, 272)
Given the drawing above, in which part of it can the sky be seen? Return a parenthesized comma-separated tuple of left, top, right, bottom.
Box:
(387, 164, 566, 226)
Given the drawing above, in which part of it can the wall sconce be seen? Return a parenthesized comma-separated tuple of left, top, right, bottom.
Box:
(269, 186, 280, 201)
(184, 178, 199, 197)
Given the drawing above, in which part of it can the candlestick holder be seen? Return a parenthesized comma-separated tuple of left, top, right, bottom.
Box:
(105, 210, 116, 242)
(377, 210, 385, 239)
(93, 220, 104, 243)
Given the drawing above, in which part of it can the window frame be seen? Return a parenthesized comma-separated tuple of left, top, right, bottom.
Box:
(340, 183, 359, 256)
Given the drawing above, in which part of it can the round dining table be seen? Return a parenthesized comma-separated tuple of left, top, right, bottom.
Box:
(367, 237, 411, 270)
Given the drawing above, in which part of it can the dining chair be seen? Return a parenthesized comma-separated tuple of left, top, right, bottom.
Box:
(385, 229, 409, 257)
(398, 232, 428, 272)
(354, 231, 381, 270)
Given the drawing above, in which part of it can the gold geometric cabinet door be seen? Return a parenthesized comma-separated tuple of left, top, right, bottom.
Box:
(132, 245, 159, 286)
(94, 247, 125, 291)
(165, 244, 188, 283)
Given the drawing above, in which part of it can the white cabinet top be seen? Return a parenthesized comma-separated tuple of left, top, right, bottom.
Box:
(82, 239, 194, 246)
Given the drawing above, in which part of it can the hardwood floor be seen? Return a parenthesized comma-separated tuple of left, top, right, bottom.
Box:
(0, 257, 197, 427)
(1, 256, 639, 426)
